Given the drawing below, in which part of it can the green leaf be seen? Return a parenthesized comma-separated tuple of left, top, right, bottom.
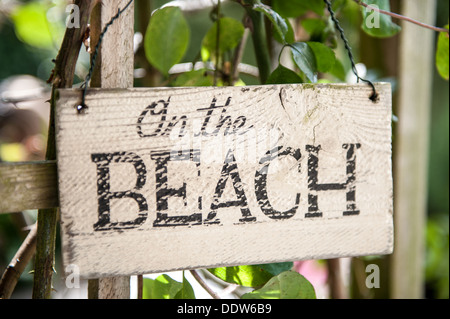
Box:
(174, 272, 196, 299)
(273, 17, 295, 44)
(266, 65, 302, 84)
(256, 262, 294, 276)
(290, 42, 317, 83)
(302, 18, 328, 39)
(143, 275, 182, 299)
(272, 0, 325, 18)
(436, 26, 449, 81)
(361, 0, 401, 38)
(11, 2, 62, 49)
(208, 265, 274, 288)
(241, 271, 317, 299)
(329, 58, 346, 81)
(172, 69, 214, 87)
(201, 17, 244, 61)
(144, 7, 190, 75)
(143, 274, 195, 299)
(306, 41, 336, 73)
(253, 2, 288, 43)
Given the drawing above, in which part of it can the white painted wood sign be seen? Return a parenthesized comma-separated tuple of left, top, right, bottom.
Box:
(56, 83, 394, 279)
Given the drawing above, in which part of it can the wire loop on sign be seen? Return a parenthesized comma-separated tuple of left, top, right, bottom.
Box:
(323, 0, 379, 102)
(77, 0, 135, 114)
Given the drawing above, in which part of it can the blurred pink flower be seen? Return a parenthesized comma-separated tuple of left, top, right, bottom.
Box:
(294, 260, 328, 298)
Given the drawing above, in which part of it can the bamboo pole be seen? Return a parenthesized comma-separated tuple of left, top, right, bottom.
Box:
(87, 0, 134, 299)
(391, 0, 437, 299)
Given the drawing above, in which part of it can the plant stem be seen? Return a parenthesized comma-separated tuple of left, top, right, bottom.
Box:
(0, 224, 37, 299)
(232, 26, 250, 84)
(355, 0, 449, 33)
(137, 275, 143, 299)
(32, 0, 96, 299)
(214, 0, 222, 85)
(190, 270, 221, 299)
(244, 3, 272, 84)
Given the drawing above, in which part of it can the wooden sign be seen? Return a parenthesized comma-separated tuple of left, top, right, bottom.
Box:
(55, 83, 394, 279)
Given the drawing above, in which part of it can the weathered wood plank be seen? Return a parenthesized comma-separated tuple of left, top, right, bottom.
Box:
(87, 0, 134, 299)
(56, 83, 394, 279)
(0, 161, 58, 214)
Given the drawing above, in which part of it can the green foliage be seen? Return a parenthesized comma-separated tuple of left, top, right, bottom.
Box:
(241, 271, 317, 299)
(144, 7, 190, 75)
(201, 17, 244, 61)
(256, 262, 294, 276)
(266, 64, 303, 84)
(426, 215, 449, 298)
(436, 26, 449, 80)
(11, 2, 63, 49)
(360, 0, 401, 38)
(207, 262, 293, 288)
(306, 41, 337, 73)
(143, 273, 195, 299)
(272, 0, 325, 18)
(208, 265, 274, 288)
(290, 42, 318, 82)
(252, 2, 288, 43)
(172, 69, 214, 86)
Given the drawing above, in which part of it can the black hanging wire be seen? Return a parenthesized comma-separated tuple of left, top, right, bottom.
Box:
(323, 0, 379, 102)
(77, 0, 135, 113)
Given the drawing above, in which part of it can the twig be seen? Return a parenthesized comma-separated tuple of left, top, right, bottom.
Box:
(213, 0, 222, 86)
(189, 270, 221, 299)
(137, 275, 143, 299)
(244, 3, 272, 84)
(231, 20, 251, 84)
(32, 0, 96, 299)
(0, 224, 38, 299)
(355, 0, 449, 33)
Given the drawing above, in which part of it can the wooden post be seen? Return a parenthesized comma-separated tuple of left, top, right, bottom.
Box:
(391, 0, 437, 299)
(87, 0, 134, 299)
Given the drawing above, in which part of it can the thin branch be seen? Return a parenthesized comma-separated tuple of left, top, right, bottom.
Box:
(0, 224, 37, 299)
(244, 4, 272, 84)
(189, 270, 221, 299)
(32, 0, 97, 299)
(137, 275, 143, 299)
(214, 0, 222, 86)
(355, 0, 449, 33)
(231, 20, 251, 84)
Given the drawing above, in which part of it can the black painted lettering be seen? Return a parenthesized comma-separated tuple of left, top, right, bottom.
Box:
(137, 97, 171, 138)
(305, 144, 361, 218)
(205, 149, 256, 224)
(151, 150, 202, 227)
(255, 146, 301, 220)
(91, 152, 148, 231)
(196, 97, 232, 137)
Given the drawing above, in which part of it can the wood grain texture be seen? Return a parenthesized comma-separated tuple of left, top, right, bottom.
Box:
(56, 83, 394, 279)
(87, 0, 134, 299)
(0, 161, 58, 214)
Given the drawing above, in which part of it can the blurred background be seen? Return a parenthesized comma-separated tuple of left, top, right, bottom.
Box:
(0, 0, 448, 299)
